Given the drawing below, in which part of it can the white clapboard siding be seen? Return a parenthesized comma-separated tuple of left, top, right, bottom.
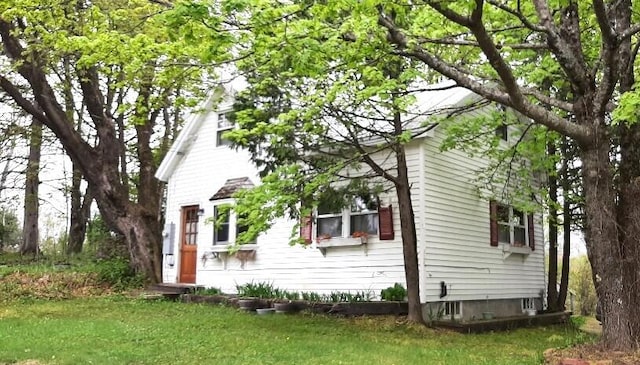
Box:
(160, 106, 423, 297)
(421, 128, 545, 302)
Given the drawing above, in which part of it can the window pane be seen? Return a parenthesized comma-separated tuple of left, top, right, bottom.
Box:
(351, 195, 378, 213)
(318, 200, 341, 215)
(215, 223, 229, 243)
(496, 204, 509, 222)
(495, 124, 507, 141)
(214, 207, 230, 243)
(317, 217, 342, 237)
(350, 214, 378, 235)
(217, 113, 233, 129)
(513, 209, 524, 226)
(498, 223, 510, 243)
(514, 227, 526, 246)
(217, 131, 232, 147)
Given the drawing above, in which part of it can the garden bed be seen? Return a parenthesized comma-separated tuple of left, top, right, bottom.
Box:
(180, 294, 408, 316)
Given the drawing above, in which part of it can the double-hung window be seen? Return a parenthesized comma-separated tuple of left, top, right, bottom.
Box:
(490, 200, 534, 249)
(216, 112, 234, 147)
(496, 204, 527, 246)
(349, 195, 379, 236)
(316, 194, 379, 238)
(213, 206, 252, 245)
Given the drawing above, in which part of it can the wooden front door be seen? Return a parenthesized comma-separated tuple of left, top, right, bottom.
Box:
(179, 205, 199, 283)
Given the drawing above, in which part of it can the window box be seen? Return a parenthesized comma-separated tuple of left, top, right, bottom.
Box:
(204, 244, 258, 269)
(502, 244, 532, 259)
(316, 236, 366, 248)
(316, 236, 367, 256)
(209, 243, 258, 253)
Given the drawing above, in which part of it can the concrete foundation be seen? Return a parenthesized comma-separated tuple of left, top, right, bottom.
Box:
(422, 297, 543, 322)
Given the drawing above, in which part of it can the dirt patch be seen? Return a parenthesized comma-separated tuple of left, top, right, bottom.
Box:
(544, 344, 640, 365)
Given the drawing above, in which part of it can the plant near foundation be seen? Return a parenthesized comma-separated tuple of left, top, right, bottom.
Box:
(381, 283, 407, 301)
(302, 292, 322, 302)
(235, 281, 276, 298)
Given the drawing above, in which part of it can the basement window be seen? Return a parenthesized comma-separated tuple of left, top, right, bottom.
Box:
(444, 301, 461, 319)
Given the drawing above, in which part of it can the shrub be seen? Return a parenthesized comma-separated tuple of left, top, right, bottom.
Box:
(195, 287, 222, 295)
(93, 258, 143, 291)
(236, 281, 276, 298)
(381, 283, 407, 301)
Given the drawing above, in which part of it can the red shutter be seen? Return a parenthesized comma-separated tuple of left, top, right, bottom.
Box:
(300, 215, 312, 244)
(489, 200, 498, 247)
(528, 213, 535, 251)
(378, 205, 394, 240)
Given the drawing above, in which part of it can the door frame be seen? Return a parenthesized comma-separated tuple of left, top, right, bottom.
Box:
(179, 205, 199, 283)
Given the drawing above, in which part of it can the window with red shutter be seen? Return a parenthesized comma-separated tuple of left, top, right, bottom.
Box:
(378, 205, 394, 240)
(527, 213, 535, 250)
(299, 215, 313, 244)
(490, 200, 535, 249)
(489, 200, 498, 246)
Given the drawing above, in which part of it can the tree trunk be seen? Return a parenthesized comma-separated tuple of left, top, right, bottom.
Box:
(582, 136, 636, 350)
(20, 118, 42, 256)
(546, 140, 559, 311)
(557, 137, 571, 310)
(67, 166, 93, 254)
(393, 143, 424, 324)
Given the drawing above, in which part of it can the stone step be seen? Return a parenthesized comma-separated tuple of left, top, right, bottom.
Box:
(148, 283, 204, 295)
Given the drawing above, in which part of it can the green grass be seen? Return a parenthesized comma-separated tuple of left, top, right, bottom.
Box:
(0, 297, 594, 365)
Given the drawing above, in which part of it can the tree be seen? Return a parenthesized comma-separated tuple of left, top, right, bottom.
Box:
(0, 208, 21, 251)
(170, 0, 640, 349)
(373, 2, 640, 349)
(20, 117, 41, 256)
(0, 0, 217, 281)
(228, 59, 430, 324)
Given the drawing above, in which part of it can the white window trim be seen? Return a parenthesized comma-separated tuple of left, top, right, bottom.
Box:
(215, 111, 234, 147)
(497, 204, 529, 247)
(443, 301, 462, 319)
(212, 202, 253, 246)
(315, 206, 379, 240)
(522, 298, 536, 311)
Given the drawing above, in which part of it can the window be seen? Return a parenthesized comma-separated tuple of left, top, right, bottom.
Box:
(496, 203, 527, 246)
(490, 200, 535, 249)
(444, 301, 461, 318)
(495, 124, 508, 141)
(495, 104, 508, 141)
(213, 206, 253, 245)
(522, 298, 536, 311)
(213, 206, 230, 244)
(216, 112, 233, 147)
(316, 194, 378, 238)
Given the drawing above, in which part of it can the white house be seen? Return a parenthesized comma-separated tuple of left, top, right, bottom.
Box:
(155, 85, 546, 321)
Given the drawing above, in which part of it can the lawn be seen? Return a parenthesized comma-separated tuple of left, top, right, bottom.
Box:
(0, 297, 592, 365)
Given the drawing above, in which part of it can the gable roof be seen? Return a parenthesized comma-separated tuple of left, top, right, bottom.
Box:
(155, 79, 478, 182)
(155, 82, 240, 182)
(210, 177, 255, 201)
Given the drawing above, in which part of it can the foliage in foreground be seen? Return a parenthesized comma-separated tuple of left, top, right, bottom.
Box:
(0, 298, 594, 365)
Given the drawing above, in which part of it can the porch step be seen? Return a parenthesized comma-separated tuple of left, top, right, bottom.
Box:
(146, 283, 204, 300)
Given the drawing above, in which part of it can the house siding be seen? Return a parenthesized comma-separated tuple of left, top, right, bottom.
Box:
(162, 107, 424, 297)
(421, 129, 545, 304)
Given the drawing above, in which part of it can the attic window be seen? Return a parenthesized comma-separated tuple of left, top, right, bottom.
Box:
(495, 104, 507, 141)
(216, 112, 234, 147)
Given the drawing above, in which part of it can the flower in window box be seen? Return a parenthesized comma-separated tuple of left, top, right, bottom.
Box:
(351, 231, 369, 238)
(316, 233, 332, 243)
